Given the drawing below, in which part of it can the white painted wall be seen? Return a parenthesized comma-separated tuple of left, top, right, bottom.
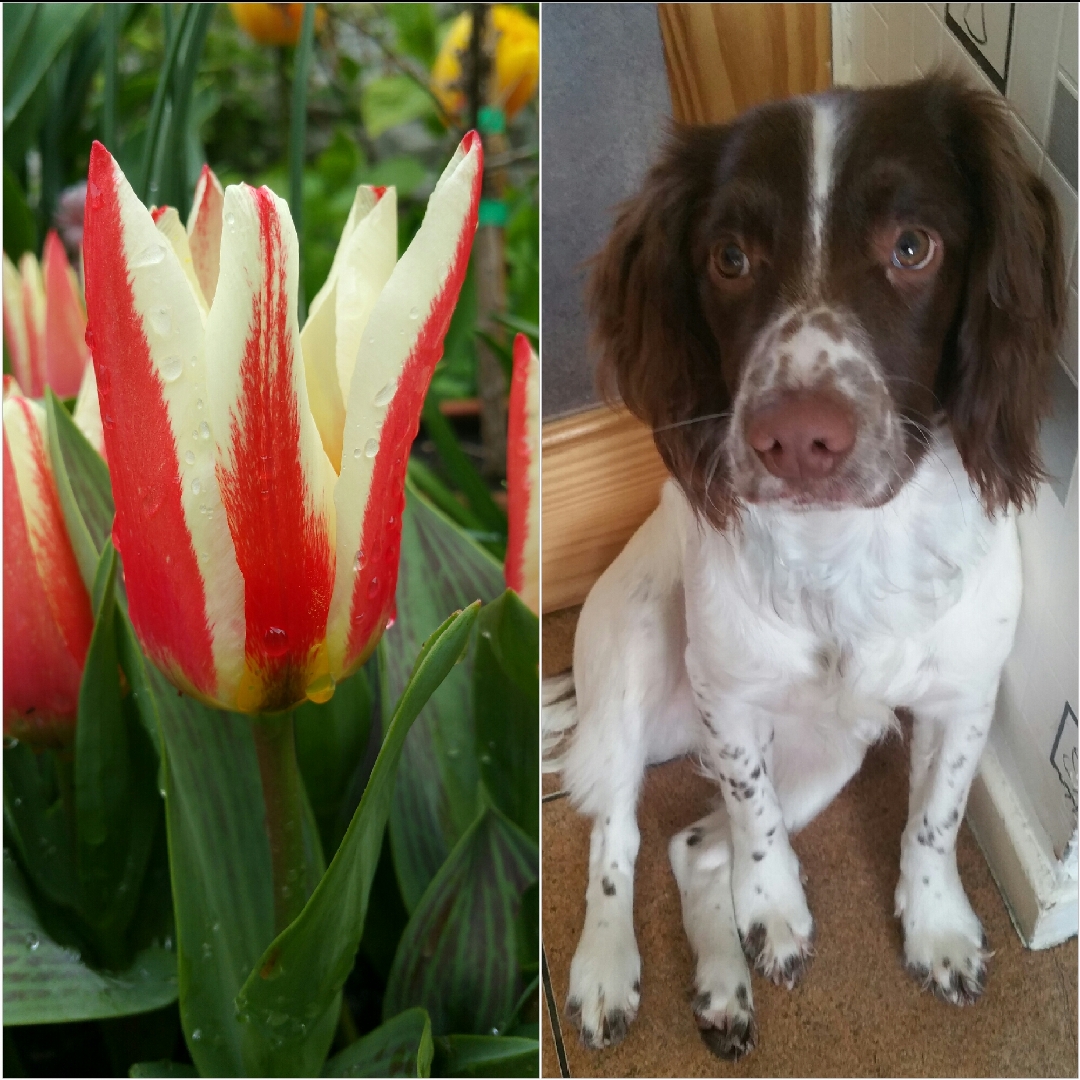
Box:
(833, 2, 1078, 942)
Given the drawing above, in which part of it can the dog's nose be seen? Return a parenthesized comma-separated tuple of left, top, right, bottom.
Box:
(745, 393, 856, 482)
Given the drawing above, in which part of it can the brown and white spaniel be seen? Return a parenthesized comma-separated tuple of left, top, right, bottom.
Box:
(548, 76, 1066, 1059)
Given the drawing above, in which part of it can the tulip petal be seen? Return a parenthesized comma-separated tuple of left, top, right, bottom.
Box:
(155, 206, 209, 315)
(300, 185, 397, 471)
(3, 253, 33, 395)
(187, 164, 225, 306)
(83, 142, 245, 705)
(327, 132, 483, 677)
(41, 231, 90, 398)
(72, 358, 106, 459)
(206, 183, 337, 712)
(16, 251, 47, 396)
(3, 393, 93, 740)
(505, 334, 539, 613)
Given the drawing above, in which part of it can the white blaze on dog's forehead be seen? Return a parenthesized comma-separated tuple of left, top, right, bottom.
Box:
(809, 98, 839, 289)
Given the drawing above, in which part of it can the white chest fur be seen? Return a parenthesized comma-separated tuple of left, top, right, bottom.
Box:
(681, 436, 1022, 732)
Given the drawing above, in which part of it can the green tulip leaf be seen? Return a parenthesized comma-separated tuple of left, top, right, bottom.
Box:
(294, 666, 373, 860)
(387, 486, 504, 912)
(4, 744, 78, 912)
(2, 3, 95, 131)
(432, 1034, 539, 1078)
(74, 542, 161, 966)
(321, 1007, 433, 1078)
(383, 807, 538, 1037)
(3, 850, 177, 1026)
(120, 621, 275, 1078)
(129, 1064, 199, 1078)
(44, 388, 114, 595)
(473, 591, 539, 842)
(236, 603, 480, 1077)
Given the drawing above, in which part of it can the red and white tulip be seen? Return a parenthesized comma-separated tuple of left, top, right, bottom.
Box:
(3, 380, 95, 745)
(2, 230, 92, 400)
(2, 230, 107, 458)
(82, 136, 482, 713)
(505, 333, 539, 613)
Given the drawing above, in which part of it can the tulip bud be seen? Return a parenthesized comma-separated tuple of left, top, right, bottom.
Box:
(3, 381, 94, 746)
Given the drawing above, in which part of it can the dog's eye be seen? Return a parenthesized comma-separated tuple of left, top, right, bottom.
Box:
(715, 243, 750, 279)
(892, 229, 935, 270)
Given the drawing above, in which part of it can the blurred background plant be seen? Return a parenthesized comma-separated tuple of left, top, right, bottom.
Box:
(3, 3, 538, 1076)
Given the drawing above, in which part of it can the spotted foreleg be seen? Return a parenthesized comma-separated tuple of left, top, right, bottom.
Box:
(697, 704, 814, 987)
(896, 701, 994, 1004)
(566, 802, 642, 1047)
(669, 808, 757, 1059)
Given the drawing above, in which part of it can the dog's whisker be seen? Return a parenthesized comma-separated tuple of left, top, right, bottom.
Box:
(653, 411, 733, 435)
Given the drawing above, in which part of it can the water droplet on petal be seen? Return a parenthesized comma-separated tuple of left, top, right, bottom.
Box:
(191, 1029, 203, 1042)
(135, 242, 167, 268)
(226, 212, 236, 228)
(103, 414, 116, 429)
(162, 355, 183, 382)
(374, 380, 395, 407)
(385, 613, 396, 629)
(27, 934, 40, 952)
(150, 305, 171, 336)
(84, 326, 95, 350)
(263, 627, 289, 657)
(185, 450, 195, 465)
(199, 421, 211, 440)
(196, 398, 204, 410)
(352, 551, 363, 572)
(367, 577, 379, 598)
(192, 478, 201, 495)
(87, 181, 101, 207)
(408, 305, 420, 320)
(353, 447, 362, 460)
(364, 438, 378, 458)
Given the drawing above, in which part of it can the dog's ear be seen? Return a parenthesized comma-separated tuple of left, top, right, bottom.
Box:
(587, 126, 737, 526)
(940, 82, 1067, 513)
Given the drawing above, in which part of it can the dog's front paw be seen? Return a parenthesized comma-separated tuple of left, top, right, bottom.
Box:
(733, 851, 814, 987)
(897, 871, 988, 1005)
(566, 922, 641, 1048)
(693, 980, 757, 1060)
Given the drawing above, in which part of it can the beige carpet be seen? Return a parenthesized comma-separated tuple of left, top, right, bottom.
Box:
(542, 607, 1078, 1078)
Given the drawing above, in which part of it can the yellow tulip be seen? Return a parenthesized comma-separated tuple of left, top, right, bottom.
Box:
(432, 5, 539, 121)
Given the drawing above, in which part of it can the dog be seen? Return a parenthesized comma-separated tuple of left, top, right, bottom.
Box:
(547, 76, 1066, 1060)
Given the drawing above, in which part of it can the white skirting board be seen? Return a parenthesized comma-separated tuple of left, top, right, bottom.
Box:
(965, 743, 1078, 950)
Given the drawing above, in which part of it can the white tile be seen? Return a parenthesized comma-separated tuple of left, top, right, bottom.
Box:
(1008, 3, 1065, 144)
(866, 3, 890, 82)
(1012, 110, 1046, 173)
(913, 3, 943, 73)
(1064, 282, 1079, 380)
(929, 2, 946, 20)
(1042, 158, 1079, 278)
(885, 2, 916, 83)
(1059, 1, 1079, 85)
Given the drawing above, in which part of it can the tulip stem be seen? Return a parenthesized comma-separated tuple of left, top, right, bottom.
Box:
(251, 711, 308, 934)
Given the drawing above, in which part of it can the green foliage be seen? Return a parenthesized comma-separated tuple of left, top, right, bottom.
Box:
(4, 852, 178, 1027)
(322, 1007, 432, 1077)
(4, 6, 539, 1076)
(235, 605, 480, 1077)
